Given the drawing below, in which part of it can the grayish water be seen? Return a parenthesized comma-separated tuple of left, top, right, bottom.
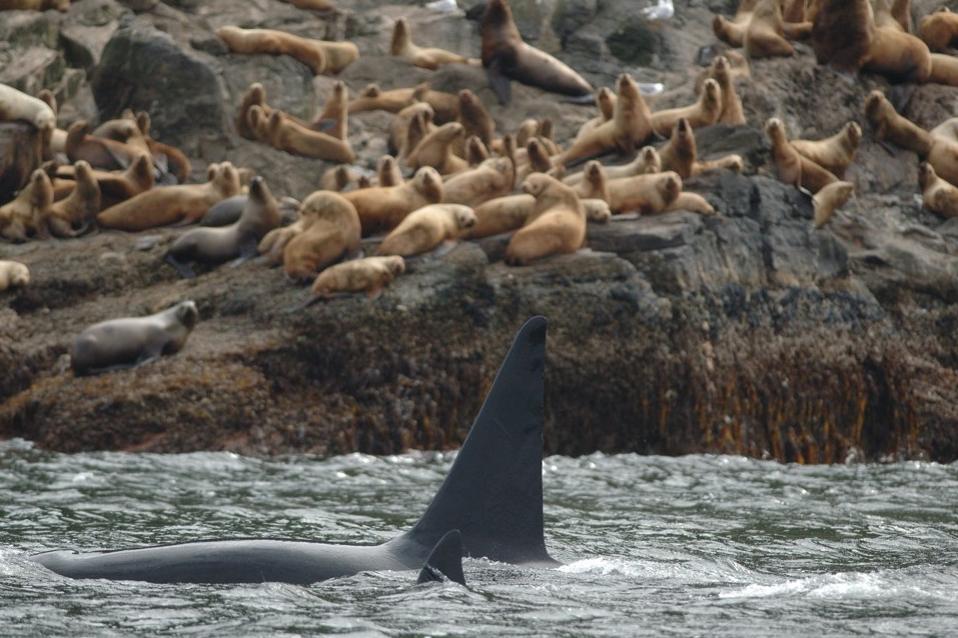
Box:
(1, 439, 956, 637)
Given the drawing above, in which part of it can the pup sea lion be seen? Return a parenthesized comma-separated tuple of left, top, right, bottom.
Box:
(790, 122, 861, 178)
(919, 8, 958, 52)
(812, 180, 854, 228)
(0, 82, 55, 132)
(505, 173, 586, 265)
(71, 301, 199, 376)
(650, 79, 722, 137)
(311, 256, 405, 299)
(765, 118, 837, 194)
(166, 177, 281, 278)
(0, 260, 29, 292)
(377, 204, 477, 257)
(0, 169, 53, 242)
(391, 18, 477, 70)
(481, 0, 592, 104)
(97, 162, 241, 232)
(665, 192, 715, 216)
(405, 122, 467, 175)
(48, 160, 100, 237)
(919, 162, 958, 219)
(344, 167, 444, 236)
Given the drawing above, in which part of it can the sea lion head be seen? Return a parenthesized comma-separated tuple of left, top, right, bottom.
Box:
(385, 255, 406, 276)
(864, 90, 889, 124)
(74, 160, 95, 185)
(712, 56, 731, 85)
(174, 300, 200, 330)
(448, 204, 477, 230)
(358, 175, 372, 188)
(616, 73, 639, 102)
(701, 78, 722, 114)
(135, 111, 151, 136)
(249, 175, 269, 201)
(521, 172, 552, 197)
(584, 199, 612, 223)
(413, 166, 443, 202)
(458, 89, 480, 111)
(391, 18, 409, 55)
(248, 83, 266, 106)
(482, 0, 521, 62)
(215, 162, 241, 196)
(28, 169, 53, 209)
(516, 119, 538, 147)
(361, 84, 381, 98)
(267, 111, 284, 136)
(332, 81, 347, 102)
(131, 153, 154, 187)
(640, 146, 661, 173)
(466, 136, 490, 164)
(764, 117, 787, 143)
(9, 262, 29, 288)
(660, 171, 682, 206)
(596, 87, 615, 119)
(584, 160, 604, 185)
(378, 155, 398, 173)
(436, 122, 465, 143)
(845, 121, 863, 147)
(37, 89, 57, 113)
(919, 162, 937, 190)
(526, 139, 550, 170)
(675, 117, 693, 142)
(538, 118, 555, 140)
(331, 165, 351, 190)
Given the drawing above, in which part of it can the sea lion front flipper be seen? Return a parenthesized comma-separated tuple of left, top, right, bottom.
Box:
(228, 240, 260, 267)
(486, 61, 512, 105)
(164, 253, 197, 279)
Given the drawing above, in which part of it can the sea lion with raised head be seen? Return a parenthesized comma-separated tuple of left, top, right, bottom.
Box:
(343, 166, 444, 236)
(263, 110, 355, 163)
(562, 146, 660, 187)
(812, 180, 854, 227)
(0, 169, 53, 241)
(280, 191, 362, 280)
(311, 256, 405, 299)
(456, 89, 495, 149)
(377, 155, 403, 187)
(377, 204, 477, 257)
(390, 102, 435, 156)
(650, 79, 722, 137)
(705, 56, 746, 126)
(505, 173, 586, 265)
(405, 122, 468, 175)
(744, 0, 806, 58)
(70, 301, 199, 376)
(790, 122, 861, 178)
(65, 121, 143, 172)
(765, 118, 837, 193)
(165, 176, 281, 278)
(391, 18, 477, 70)
(97, 162, 241, 232)
(659, 118, 743, 179)
(481, 0, 593, 104)
(442, 156, 514, 207)
(0, 83, 55, 133)
(48, 160, 100, 237)
(0, 260, 29, 292)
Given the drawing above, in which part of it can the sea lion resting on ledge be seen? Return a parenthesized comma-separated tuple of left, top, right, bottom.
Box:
(278, 191, 362, 281)
(311, 256, 405, 300)
(344, 167, 444, 236)
(765, 118, 837, 194)
(377, 204, 477, 257)
(391, 18, 478, 70)
(467, 194, 609, 239)
(481, 0, 592, 104)
(70, 301, 199, 376)
(0, 260, 29, 292)
(0, 169, 54, 242)
(505, 173, 586, 266)
(216, 26, 358, 75)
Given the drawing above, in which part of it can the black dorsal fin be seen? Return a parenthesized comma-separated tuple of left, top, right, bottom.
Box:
(402, 316, 556, 566)
(417, 530, 466, 585)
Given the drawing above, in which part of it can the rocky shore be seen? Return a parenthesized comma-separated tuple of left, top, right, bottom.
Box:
(2, 0, 958, 462)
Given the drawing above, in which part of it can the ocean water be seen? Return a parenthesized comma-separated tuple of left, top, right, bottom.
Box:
(1, 440, 956, 637)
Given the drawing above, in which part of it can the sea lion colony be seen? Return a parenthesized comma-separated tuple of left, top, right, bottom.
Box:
(0, 0, 956, 371)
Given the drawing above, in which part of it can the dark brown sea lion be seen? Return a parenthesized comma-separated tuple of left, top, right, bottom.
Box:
(480, 0, 592, 104)
(71, 301, 199, 376)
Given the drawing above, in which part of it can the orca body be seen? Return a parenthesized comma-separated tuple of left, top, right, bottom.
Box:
(32, 316, 557, 584)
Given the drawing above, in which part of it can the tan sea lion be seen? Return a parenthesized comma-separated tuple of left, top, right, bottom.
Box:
(929, 52, 958, 87)
(919, 162, 958, 218)
(505, 173, 586, 265)
(391, 18, 477, 70)
(712, 0, 758, 48)
(765, 118, 837, 193)
(165, 176, 280, 277)
(263, 110, 355, 163)
(0, 169, 53, 242)
(468, 194, 534, 238)
(390, 102, 434, 156)
(812, 180, 854, 227)
(0, 260, 29, 293)
(516, 139, 552, 183)
(400, 109, 437, 163)
(573, 87, 616, 144)
(481, 0, 593, 104)
(377, 156, 403, 187)
(65, 121, 143, 172)
(466, 136, 491, 165)
(665, 192, 715, 216)
(237, 82, 269, 140)
(96, 162, 241, 232)
(650, 79, 722, 137)
(919, 8, 958, 52)
(441, 156, 514, 207)
(790, 122, 861, 178)
(743, 0, 803, 58)
(405, 122, 468, 175)
(319, 164, 366, 192)
(553, 73, 653, 168)
(71, 301, 199, 376)
(48, 161, 100, 237)
(377, 204, 477, 257)
(457, 89, 495, 148)
(279, 191, 362, 280)
(217, 26, 329, 75)
(706, 56, 746, 126)
(659, 118, 743, 180)
(577, 162, 683, 215)
(132, 110, 192, 184)
(344, 166, 444, 236)
(0, 82, 55, 132)
(348, 83, 457, 122)
(311, 256, 405, 299)
(279, 0, 335, 10)
(563, 146, 660, 187)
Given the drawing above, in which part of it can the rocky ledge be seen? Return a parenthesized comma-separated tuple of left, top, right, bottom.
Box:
(2, 0, 958, 463)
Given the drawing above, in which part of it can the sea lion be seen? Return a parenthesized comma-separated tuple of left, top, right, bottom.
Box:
(572, 87, 616, 145)
(553, 73, 653, 168)
(577, 162, 683, 215)
(505, 173, 586, 265)
(65, 121, 143, 172)
(467, 194, 534, 239)
(132, 111, 192, 184)
(391, 18, 477, 70)
(377, 155, 403, 187)
(919, 162, 958, 218)
(790, 122, 861, 178)
(516, 139, 552, 183)
(712, 0, 758, 48)
(262, 109, 355, 163)
(0, 82, 55, 132)
(563, 146, 660, 187)
(311, 256, 405, 299)
(377, 204, 477, 257)
(48, 161, 100, 237)
(0, 0, 68, 9)
(348, 83, 458, 122)
(658, 118, 743, 179)
(440, 156, 514, 208)
(929, 53, 958, 87)
(812, 180, 854, 228)
(217, 26, 329, 75)
(650, 79, 722, 137)
(390, 102, 434, 156)
(744, 0, 806, 58)
(405, 122, 468, 175)
(0, 169, 53, 241)
(97, 162, 241, 232)
(919, 8, 958, 52)
(165, 176, 281, 278)
(706, 56, 746, 126)
(456, 89, 495, 148)
(343, 166, 444, 236)
(480, 0, 593, 104)
(91, 116, 149, 154)
(318, 164, 368, 192)
(237, 83, 269, 140)
(280, 191, 362, 280)
(0, 260, 29, 293)
(466, 136, 491, 165)
(400, 109, 437, 163)
(665, 192, 716, 216)
(70, 301, 199, 376)
(764, 118, 837, 193)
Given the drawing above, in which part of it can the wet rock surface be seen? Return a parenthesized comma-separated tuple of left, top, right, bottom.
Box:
(2, 0, 958, 462)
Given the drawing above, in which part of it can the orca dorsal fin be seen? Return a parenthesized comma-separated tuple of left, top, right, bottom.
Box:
(417, 529, 466, 585)
(403, 316, 556, 566)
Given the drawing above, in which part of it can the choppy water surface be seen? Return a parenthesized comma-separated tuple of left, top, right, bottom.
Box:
(1, 440, 956, 637)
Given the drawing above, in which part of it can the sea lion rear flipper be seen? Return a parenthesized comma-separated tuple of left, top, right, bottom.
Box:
(486, 61, 512, 105)
(417, 530, 466, 586)
(164, 253, 197, 279)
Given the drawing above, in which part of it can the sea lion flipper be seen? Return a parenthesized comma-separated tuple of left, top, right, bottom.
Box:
(164, 253, 197, 279)
(486, 62, 512, 105)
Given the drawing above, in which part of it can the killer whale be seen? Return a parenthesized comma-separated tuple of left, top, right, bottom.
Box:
(32, 316, 557, 584)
